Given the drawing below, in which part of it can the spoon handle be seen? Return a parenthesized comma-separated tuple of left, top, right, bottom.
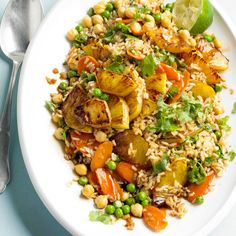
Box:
(0, 60, 20, 193)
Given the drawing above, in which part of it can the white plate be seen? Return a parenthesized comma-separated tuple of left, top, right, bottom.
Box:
(17, 0, 236, 235)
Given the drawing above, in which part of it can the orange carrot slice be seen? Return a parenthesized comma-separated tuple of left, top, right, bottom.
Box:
(90, 141, 113, 172)
(143, 206, 168, 232)
(188, 172, 215, 203)
(116, 161, 136, 183)
(95, 168, 123, 201)
(157, 62, 180, 81)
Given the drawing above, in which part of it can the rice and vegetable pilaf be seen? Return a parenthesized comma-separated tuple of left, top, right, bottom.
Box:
(46, 0, 235, 231)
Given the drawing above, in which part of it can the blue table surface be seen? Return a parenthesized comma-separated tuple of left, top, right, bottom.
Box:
(0, 1, 236, 236)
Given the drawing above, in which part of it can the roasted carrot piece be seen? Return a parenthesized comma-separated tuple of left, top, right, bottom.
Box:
(90, 141, 113, 172)
(70, 131, 96, 149)
(95, 168, 123, 201)
(127, 49, 145, 61)
(77, 56, 99, 74)
(116, 161, 136, 183)
(157, 62, 180, 81)
(187, 172, 215, 203)
(168, 70, 190, 104)
(87, 171, 99, 186)
(143, 205, 168, 232)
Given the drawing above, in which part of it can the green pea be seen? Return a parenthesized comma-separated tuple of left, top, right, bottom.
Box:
(115, 23, 129, 33)
(75, 24, 83, 33)
(215, 131, 222, 139)
(122, 205, 130, 215)
(59, 82, 68, 90)
(165, 3, 174, 11)
(67, 70, 77, 78)
(79, 176, 88, 186)
(87, 7, 95, 16)
(75, 34, 88, 44)
(126, 197, 135, 206)
(204, 34, 214, 42)
(214, 84, 223, 93)
(215, 149, 222, 157)
(141, 199, 149, 207)
(72, 41, 80, 48)
(92, 88, 102, 97)
(115, 208, 124, 218)
(137, 191, 147, 201)
(100, 93, 109, 101)
(106, 3, 114, 12)
(153, 12, 161, 22)
(102, 10, 110, 19)
(107, 160, 117, 170)
(105, 205, 116, 215)
(113, 200, 123, 208)
(195, 195, 204, 204)
(81, 70, 88, 79)
(126, 183, 136, 193)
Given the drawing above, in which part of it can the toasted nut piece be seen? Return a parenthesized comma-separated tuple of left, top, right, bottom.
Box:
(82, 15, 93, 28)
(52, 113, 61, 123)
(82, 184, 95, 198)
(74, 164, 88, 176)
(161, 11, 172, 28)
(95, 195, 108, 209)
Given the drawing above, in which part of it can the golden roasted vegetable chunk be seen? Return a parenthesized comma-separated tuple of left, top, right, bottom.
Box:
(140, 99, 157, 118)
(145, 73, 167, 100)
(96, 70, 137, 97)
(125, 78, 143, 121)
(147, 27, 194, 53)
(158, 159, 188, 187)
(182, 51, 222, 84)
(108, 96, 129, 129)
(76, 98, 111, 128)
(62, 85, 92, 133)
(196, 37, 229, 71)
(83, 42, 110, 61)
(113, 130, 149, 167)
(191, 82, 215, 99)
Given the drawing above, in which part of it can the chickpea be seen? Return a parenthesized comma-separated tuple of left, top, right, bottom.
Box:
(95, 195, 108, 209)
(94, 131, 107, 142)
(125, 7, 136, 19)
(94, 2, 106, 15)
(130, 22, 142, 36)
(214, 105, 224, 115)
(114, 0, 122, 9)
(92, 15, 104, 25)
(214, 38, 222, 49)
(52, 113, 61, 124)
(82, 15, 93, 28)
(117, 7, 126, 18)
(52, 93, 63, 104)
(145, 14, 155, 23)
(93, 24, 105, 34)
(161, 11, 172, 28)
(82, 184, 95, 198)
(66, 28, 78, 41)
(74, 164, 88, 176)
(142, 22, 155, 32)
(54, 128, 65, 141)
(131, 203, 143, 218)
(121, 192, 130, 202)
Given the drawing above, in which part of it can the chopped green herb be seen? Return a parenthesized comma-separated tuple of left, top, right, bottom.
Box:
(89, 211, 112, 224)
(140, 54, 159, 77)
(107, 57, 125, 74)
(204, 34, 214, 42)
(103, 29, 115, 43)
(214, 84, 223, 93)
(204, 156, 215, 166)
(218, 116, 231, 132)
(232, 102, 236, 114)
(168, 86, 179, 99)
(87, 8, 95, 16)
(228, 151, 236, 161)
(195, 196, 204, 204)
(45, 101, 55, 113)
(187, 160, 206, 184)
(100, 93, 109, 102)
(152, 154, 169, 174)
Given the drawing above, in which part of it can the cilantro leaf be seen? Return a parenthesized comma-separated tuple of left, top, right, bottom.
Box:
(218, 116, 231, 132)
(107, 57, 125, 74)
(140, 54, 159, 76)
(187, 160, 206, 184)
(228, 151, 236, 161)
(152, 154, 169, 174)
(45, 101, 55, 113)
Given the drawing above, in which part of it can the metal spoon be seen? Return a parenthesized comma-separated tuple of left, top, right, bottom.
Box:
(0, 0, 43, 193)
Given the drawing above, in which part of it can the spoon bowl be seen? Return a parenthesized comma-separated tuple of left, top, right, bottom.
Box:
(0, 0, 43, 193)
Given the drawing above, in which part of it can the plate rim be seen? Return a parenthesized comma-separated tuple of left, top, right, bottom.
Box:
(17, 0, 236, 235)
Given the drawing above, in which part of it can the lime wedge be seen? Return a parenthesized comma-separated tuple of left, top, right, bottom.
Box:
(173, 0, 214, 35)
